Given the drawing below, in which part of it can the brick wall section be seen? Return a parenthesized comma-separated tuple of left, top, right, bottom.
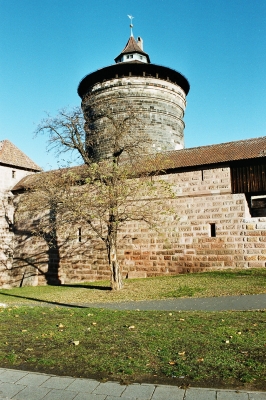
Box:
(6, 166, 266, 287)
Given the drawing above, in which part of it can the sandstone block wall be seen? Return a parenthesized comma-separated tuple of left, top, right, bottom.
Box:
(3, 166, 266, 287)
(82, 76, 187, 161)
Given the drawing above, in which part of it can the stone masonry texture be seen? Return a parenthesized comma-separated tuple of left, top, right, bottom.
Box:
(2, 165, 265, 287)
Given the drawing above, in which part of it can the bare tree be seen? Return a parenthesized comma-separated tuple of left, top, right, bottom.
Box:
(19, 94, 174, 290)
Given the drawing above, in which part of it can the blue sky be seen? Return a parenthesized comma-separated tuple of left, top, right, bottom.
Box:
(1, 0, 266, 170)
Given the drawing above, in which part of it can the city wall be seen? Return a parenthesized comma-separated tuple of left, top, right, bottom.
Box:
(2, 165, 265, 288)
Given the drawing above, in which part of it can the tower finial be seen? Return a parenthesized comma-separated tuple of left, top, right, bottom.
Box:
(127, 15, 134, 37)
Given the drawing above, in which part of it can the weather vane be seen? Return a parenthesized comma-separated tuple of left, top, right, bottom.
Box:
(127, 15, 134, 37)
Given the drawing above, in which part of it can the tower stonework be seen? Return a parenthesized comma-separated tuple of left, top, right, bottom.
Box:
(78, 36, 190, 161)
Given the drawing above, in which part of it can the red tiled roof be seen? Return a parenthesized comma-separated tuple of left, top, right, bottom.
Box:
(0, 140, 42, 171)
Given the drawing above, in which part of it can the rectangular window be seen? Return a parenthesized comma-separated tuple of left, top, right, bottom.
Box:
(250, 195, 266, 217)
(12, 170, 16, 178)
(78, 228, 82, 243)
(210, 223, 216, 237)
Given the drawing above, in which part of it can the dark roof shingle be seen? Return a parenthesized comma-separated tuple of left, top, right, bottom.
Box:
(160, 136, 266, 170)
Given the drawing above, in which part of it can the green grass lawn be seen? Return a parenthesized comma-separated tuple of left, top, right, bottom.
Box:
(0, 269, 265, 390)
(0, 306, 265, 390)
(0, 268, 265, 306)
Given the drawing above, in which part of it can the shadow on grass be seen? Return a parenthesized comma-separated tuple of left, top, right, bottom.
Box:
(0, 288, 109, 309)
(61, 283, 111, 291)
(0, 285, 111, 308)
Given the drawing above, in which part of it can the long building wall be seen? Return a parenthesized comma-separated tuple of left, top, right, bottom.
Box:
(2, 166, 264, 288)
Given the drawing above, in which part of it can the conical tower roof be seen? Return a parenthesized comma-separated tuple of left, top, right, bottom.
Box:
(114, 36, 150, 63)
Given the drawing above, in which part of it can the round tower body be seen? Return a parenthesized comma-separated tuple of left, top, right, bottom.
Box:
(78, 37, 189, 161)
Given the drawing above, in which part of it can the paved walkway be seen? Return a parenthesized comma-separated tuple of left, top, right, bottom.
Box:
(1, 295, 265, 399)
(0, 368, 266, 400)
(87, 293, 266, 311)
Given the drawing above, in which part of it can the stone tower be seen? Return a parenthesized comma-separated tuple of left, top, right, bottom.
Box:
(78, 28, 190, 161)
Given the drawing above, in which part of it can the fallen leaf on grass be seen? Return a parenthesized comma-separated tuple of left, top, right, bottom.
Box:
(128, 326, 135, 330)
(21, 330, 27, 332)
(70, 340, 80, 346)
(57, 323, 64, 328)
(178, 351, 186, 356)
(197, 358, 204, 362)
(168, 361, 176, 365)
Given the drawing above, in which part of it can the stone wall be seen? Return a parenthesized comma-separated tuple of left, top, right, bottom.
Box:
(5, 165, 265, 287)
(82, 76, 187, 161)
(0, 165, 36, 288)
(119, 167, 266, 276)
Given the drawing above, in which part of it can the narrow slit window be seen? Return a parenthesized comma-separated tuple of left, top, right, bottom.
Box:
(210, 223, 216, 237)
(12, 170, 16, 178)
(78, 228, 82, 242)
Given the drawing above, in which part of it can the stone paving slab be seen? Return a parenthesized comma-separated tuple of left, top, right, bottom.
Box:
(184, 387, 217, 399)
(74, 394, 107, 400)
(0, 382, 26, 399)
(40, 376, 75, 390)
(93, 381, 126, 396)
(106, 396, 135, 400)
(40, 388, 78, 399)
(122, 383, 155, 399)
(12, 385, 51, 400)
(0, 371, 27, 383)
(248, 394, 266, 400)
(66, 378, 100, 393)
(217, 390, 249, 399)
(152, 384, 185, 400)
(16, 373, 50, 387)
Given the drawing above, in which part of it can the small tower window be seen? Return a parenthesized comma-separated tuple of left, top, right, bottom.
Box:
(12, 170, 16, 178)
(210, 223, 216, 237)
(78, 227, 82, 243)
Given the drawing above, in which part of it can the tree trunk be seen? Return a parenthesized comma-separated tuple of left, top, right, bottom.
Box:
(106, 231, 123, 291)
